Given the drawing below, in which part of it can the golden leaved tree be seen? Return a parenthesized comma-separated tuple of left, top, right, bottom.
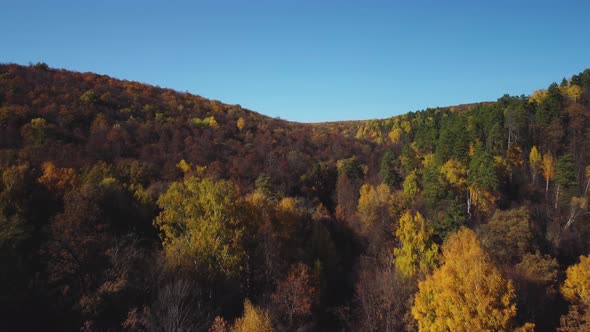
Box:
(357, 183, 394, 227)
(542, 152, 555, 196)
(236, 117, 246, 131)
(529, 146, 542, 185)
(402, 171, 419, 199)
(231, 300, 273, 332)
(562, 255, 590, 306)
(154, 176, 245, 277)
(412, 228, 517, 332)
(559, 255, 590, 331)
(441, 159, 469, 214)
(529, 89, 548, 104)
(393, 211, 438, 277)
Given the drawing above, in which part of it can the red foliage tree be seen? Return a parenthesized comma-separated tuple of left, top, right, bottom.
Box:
(271, 263, 316, 328)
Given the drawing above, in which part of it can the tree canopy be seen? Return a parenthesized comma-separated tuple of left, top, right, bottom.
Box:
(154, 176, 246, 277)
(412, 228, 517, 331)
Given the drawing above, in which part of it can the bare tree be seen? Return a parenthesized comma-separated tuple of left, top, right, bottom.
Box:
(149, 278, 211, 332)
(354, 258, 415, 332)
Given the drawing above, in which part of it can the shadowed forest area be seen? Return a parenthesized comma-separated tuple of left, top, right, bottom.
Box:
(1, 63, 590, 331)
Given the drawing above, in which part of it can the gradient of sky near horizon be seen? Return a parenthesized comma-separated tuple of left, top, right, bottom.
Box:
(2, 0, 590, 122)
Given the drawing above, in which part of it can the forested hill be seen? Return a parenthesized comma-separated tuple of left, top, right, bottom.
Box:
(0, 63, 382, 193)
(2, 62, 590, 331)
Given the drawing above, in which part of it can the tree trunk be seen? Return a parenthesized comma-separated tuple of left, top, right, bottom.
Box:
(555, 184, 560, 210)
(467, 190, 471, 217)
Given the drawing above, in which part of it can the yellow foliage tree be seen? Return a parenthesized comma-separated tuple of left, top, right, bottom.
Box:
(560, 84, 583, 103)
(403, 171, 419, 199)
(505, 144, 524, 182)
(529, 89, 548, 104)
(412, 228, 517, 331)
(393, 211, 438, 277)
(401, 120, 411, 133)
(237, 117, 246, 131)
(357, 183, 394, 226)
(562, 255, 590, 306)
(441, 159, 468, 188)
(231, 300, 272, 332)
(275, 197, 305, 241)
(542, 152, 555, 195)
(529, 146, 542, 185)
(388, 127, 402, 144)
(421, 153, 434, 168)
(515, 323, 536, 332)
(154, 176, 245, 277)
(209, 116, 220, 128)
(559, 255, 590, 331)
(176, 159, 193, 174)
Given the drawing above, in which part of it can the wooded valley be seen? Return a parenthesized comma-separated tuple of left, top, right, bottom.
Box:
(1, 63, 590, 331)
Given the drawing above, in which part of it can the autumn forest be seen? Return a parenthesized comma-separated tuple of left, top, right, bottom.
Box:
(2, 63, 590, 331)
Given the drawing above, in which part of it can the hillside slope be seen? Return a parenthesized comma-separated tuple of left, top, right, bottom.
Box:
(0, 63, 382, 192)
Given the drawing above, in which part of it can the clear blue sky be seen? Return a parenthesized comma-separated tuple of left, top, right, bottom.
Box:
(3, 1, 590, 122)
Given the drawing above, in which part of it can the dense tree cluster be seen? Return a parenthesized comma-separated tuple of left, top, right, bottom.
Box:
(1, 63, 590, 330)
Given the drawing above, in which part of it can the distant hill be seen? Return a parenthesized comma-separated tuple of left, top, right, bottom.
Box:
(0, 63, 385, 192)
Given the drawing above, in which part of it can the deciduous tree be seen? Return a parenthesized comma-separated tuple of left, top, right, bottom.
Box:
(236, 117, 246, 131)
(38, 161, 77, 193)
(412, 228, 516, 331)
(479, 207, 533, 265)
(402, 171, 419, 199)
(231, 300, 272, 332)
(271, 263, 315, 328)
(562, 255, 590, 306)
(529, 146, 542, 185)
(394, 211, 438, 277)
(559, 255, 590, 331)
(357, 183, 394, 227)
(354, 263, 415, 332)
(154, 176, 245, 277)
(542, 152, 555, 196)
